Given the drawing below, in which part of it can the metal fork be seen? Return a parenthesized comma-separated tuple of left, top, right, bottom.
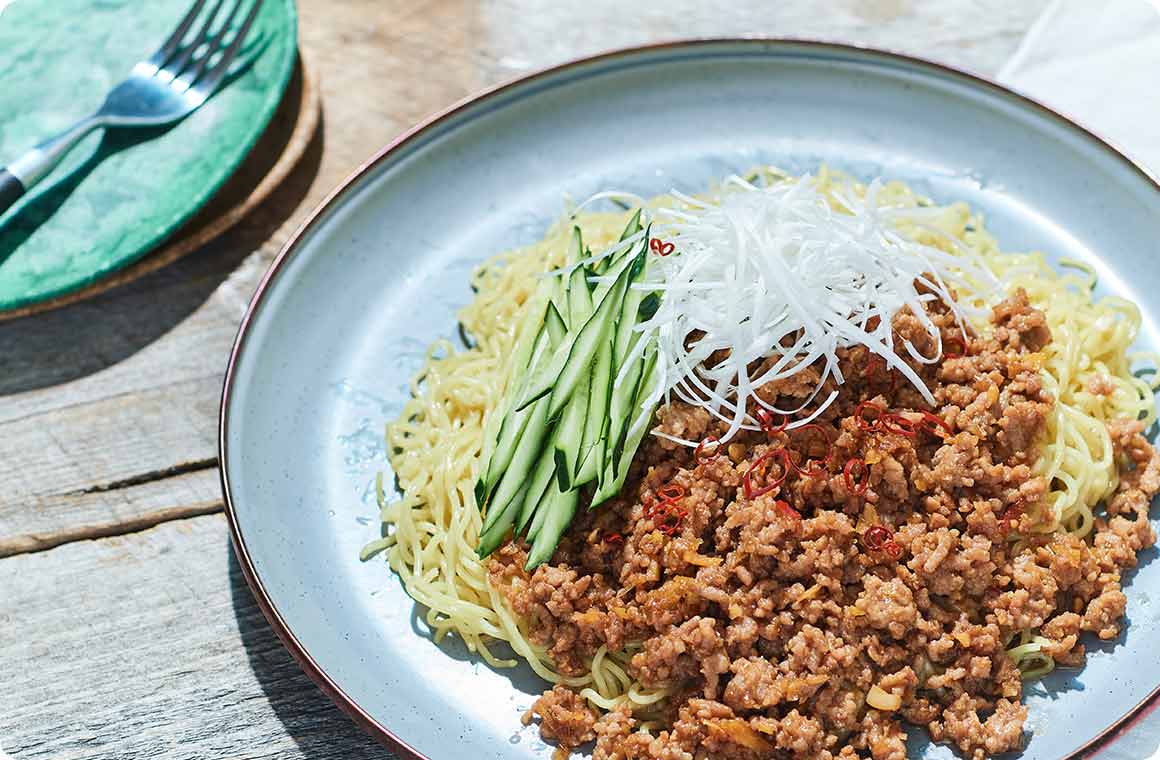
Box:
(0, 0, 264, 217)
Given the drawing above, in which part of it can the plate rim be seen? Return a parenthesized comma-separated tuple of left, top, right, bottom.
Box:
(218, 37, 1160, 760)
(0, 0, 300, 311)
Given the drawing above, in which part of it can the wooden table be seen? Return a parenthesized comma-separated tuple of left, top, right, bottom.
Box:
(0, 2, 1050, 758)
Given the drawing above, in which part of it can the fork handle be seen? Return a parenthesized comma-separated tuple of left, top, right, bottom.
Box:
(0, 169, 23, 219)
(0, 116, 103, 218)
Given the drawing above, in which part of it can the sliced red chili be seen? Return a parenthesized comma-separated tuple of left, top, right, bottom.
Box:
(658, 483, 686, 502)
(844, 458, 869, 495)
(879, 413, 917, 437)
(855, 401, 886, 432)
(603, 532, 624, 545)
(918, 411, 953, 439)
(753, 407, 788, 436)
(743, 448, 790, 500)
(788, 424, 833, 477)
(656, 512, 683, 534)
(862, 524, 892, 551)
(644, 499, 667, 520)
(775, 500, 802, 521)
(944, 335, 966, 360)
(882, 540, 904, 560)
(649, 238, 675, 256)
(695, 436, 722, 463)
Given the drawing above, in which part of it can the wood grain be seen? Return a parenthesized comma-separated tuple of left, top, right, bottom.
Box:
(0, 467, 220, 557)
(0, 2, 1048, 759)
(0, 0, 1046, 556)
(0, 514, 393, 760)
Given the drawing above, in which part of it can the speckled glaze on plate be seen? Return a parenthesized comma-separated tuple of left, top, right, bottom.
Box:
(220, 40, 1160, 760)
(0, 0, 297, 311)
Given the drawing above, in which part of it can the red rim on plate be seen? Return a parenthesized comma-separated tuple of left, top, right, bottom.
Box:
(219, 38, 1160, 760)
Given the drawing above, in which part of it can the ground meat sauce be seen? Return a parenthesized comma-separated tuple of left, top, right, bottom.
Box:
(488, 290, 1159, 759)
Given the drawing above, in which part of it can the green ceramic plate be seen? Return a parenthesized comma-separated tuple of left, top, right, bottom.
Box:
(0, 0, 298, 311)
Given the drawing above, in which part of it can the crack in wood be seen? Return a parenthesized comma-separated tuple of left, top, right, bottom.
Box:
(69, 458, 219, 495)
(0, 499, 224, 559)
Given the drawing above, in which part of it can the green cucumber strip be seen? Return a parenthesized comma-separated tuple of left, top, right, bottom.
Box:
(545, 302, 567, 345)
(596, 219, 647, 293)
(566, 228, 594, 325)
(511, 278, 555, 377)
(484, 304, 566, 536)
(525, 486, 580, 570)
(593, 408, 615, 492)
(638, 291, 661, 322)
(594, 246, 654, 487)
(574, 444, 600, 490)
(567, 265, 593, 326)
(598, 347, 644, 492)
(591, 403, 656, 508)
(595, 209, 643, 276)
(622, 209, 643, 239)
(595, 231, 650, 304)
(615, 346, 659, 467)
(477, 326, 553, 505)
(613, 257, 652, 362)
(591, 347, 659, 507)
(478, 404, 533, 507)
(551, 272, 570, 330)
(545, 256, 635, 420)
(517, 447, 558, 535)
(553, 374, 590, 491)
(474, 284, 553, 504)
(476, 482, 527, 558)
(526, 471, 562, 542)
(516, 247, 641, 416)
(574, 336, 613, 485)
(481, 396, 552, 523)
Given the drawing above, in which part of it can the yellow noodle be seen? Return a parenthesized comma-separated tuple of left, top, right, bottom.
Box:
(364, 168, 1157, 719)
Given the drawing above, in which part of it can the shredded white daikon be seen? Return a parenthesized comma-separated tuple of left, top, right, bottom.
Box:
(622, 173, 998, 445)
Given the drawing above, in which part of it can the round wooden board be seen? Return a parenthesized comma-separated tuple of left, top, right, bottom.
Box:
(0, 50, 321, 323)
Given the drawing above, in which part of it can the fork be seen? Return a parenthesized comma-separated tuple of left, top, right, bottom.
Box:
(0, 0, 264, 217)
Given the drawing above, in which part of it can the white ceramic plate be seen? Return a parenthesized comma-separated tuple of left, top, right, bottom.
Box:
(221, 40, 1160, 759)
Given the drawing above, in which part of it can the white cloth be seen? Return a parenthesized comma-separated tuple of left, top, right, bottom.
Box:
(997, 0, 1160, 176)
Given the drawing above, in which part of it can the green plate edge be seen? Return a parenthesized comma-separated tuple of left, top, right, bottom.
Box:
(0, 0, 299, 311)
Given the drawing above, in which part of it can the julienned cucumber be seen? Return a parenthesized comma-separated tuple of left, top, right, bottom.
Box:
(515, 249, 637, 417)
(475, 319, 553, 507)
(525, 486, 579, 569)
(474, 273, 558, 505)
(553, 373, 589, 488)
(574, 336, 613, 486)
(593, 209, 641, 277)
(592, 346, 660, 507)
(475, 212, 662, 570)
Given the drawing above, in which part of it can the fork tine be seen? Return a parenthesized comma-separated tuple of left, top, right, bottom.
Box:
(181, 0, 251, 88)
(147, 0, 209, 69)
(163, 0, 228, 82)
(188, 0, 264, 94)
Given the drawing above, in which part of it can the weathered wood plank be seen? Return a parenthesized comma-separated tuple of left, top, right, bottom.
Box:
(0, 0, 485, 545)
(0, 0, 1044, 544)
(0, 375, 219, 505)
(0, 467, 220, 558)
(0, 513, 395, 760)
(0, 5, 1052, 759)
